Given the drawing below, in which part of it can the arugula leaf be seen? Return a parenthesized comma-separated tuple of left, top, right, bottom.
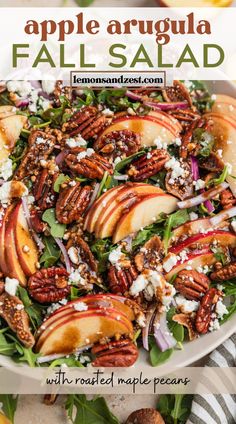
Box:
(163, 210, 189, 254)
(149, 337, 173, 367)
(157, 394, 193, 424)
(54, 173, 70, 193)
(90, 238, 116, 273)
(14, 342, 40, 367)
(42, 208, 66, 238)
(41, 95, 70, 127)
(40, 236, 61, 268)
(9, 139, 27, 170)
(194, 129, 214, 158)
(211, 245, 228, 266)
(206, 165, 228, 188)
(66, 394, 120, 424)
(0, 395, 18, 423)
(189, 80, 213, 113)
(114, 150, 145, 172)
(74, 88, 95, 108)
(0, 329, 16, 356)
(17, 286, 44, 329)
(0, 90, 14, 106)
(132, 219, 165, 250)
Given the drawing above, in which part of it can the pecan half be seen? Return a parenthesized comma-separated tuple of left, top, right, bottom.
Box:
(92, 339, 138, 367)
(64, 147, 113, 180)
(14, 130, 56, 180)
(0, 292, 35, 347)
(33, 169, 58, 211)
(220, 189, 236, 210)
(94, 129, 141, 160)
(128, 149, 170, 181)
(169, 109, 200, 125)
(195, 288, 222, 334)
(210, 262, 236, 281)
(180, 118, 205, 159)
(165, 160, 194, 200)
(174, 270, 210, 300)
(172, 313, 197, 341)
(63, 106, 107, 139)
(135, 235, 163, 272)
(108, 264, 138, 295)
(56, 182, 92, 224)
(162, 80, 192, 106)
(28, 267, 69, 304)
(30, 208, 46, 233)
(67, 235, 98, 274)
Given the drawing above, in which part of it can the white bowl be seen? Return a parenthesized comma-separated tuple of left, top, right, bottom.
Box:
(0, 80, 236, 377)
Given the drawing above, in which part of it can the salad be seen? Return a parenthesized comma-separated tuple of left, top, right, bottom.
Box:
(0, 79, 236, 368)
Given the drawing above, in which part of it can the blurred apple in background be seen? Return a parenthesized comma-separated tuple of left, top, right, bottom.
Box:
(0, 413, 11, 424)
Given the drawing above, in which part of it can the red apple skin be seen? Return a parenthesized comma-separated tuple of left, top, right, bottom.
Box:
(4, 210, 26, 286)
(0, 204, 15, 275)
(111, 115, 179, 136)
(169, 230, 236, 255)
(171, 218, 211, 241)
(36, 308, 133, 354)
(164, 249, 216, 281)
(12, 202, 38, 276)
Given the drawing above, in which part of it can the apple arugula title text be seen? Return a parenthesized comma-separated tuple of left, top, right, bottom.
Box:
(12, 12, 224, 69)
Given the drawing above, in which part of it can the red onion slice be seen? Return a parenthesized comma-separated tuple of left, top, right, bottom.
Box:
(21, 197, 45, 251)
(143, 100, 188, 111)
(190, 156, 214, 213)
(126, 90, 143, 101)
(15, 98, 29, 108)
(142, 304, 157, 351)
(54, 237, 72, 273)
(153, 310, 177, 352)
(55, 150, 68, 165)
(210, 205, 236, 227)
(178, 182, 229, 209)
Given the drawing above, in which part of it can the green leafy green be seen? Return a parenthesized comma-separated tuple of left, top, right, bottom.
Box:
(41, 95, 70, 127)
(114, 150, 145, 172)
(65, 394, 120, 424)
(9, 139, 27, 170)
(48, 356, 84, 368)
(0, 330, 40, 367)
(75, 0, 95, 8)
(14, 343, 40, 367)
(211, 246, 228, 266)
(17, 286, 44, 330)
(97, 88, 130, 112)
(194, 129, 214, 158)
(90, 238, 115, 273)
(132, 219, 165, 250)
(218, 280, 236, 324)
(0, 90, 14, 106)
(206, 165, 228, 188)
(0, 329, 16, 356)
(189, 80, 213, 113)
(40, 236, 61, 268)
(163, 210, 189, 254)
(74, 88, 95, 109)
(54, 173, 70, 193)
(157, 394, 193, 424)
(0, 395, 18, 423)
(150, 342, 173, 367)
(42, 208, 66, 238)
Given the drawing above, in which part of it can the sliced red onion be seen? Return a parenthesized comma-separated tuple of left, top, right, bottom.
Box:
(178, 182, 229, 209)
(142, 304, 157, 351)
(55, 150, 68, 165)
(190, 156, 200, 181)
(22, 197, 45, 251)
(126, 90, 143, 101)
(15, 98, 29, 108)
(143, 100, 188, 111)
(113, 175, 128, 181)
(86, 183, 100, 212)
(210, 205, 236, 227)
(37, 353, 66, 364)
(153, 311, 177, 352)
(190, 156, 214, 213)
(54, 237, 72, 273)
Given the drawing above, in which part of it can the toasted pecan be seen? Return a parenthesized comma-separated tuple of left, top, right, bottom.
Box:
(210, 262, 236, 281)
(92, 339, 138, 367)
(63, 106, 107, 139)
(64, 147, 113, 180)
(94, 129, 141, 160)
(174, 270, 210, 301)
(128, 149, 170, 181)
(195, 288, 222, 334)
(56, 182, 92, 224)
(28, 267, 69, 304)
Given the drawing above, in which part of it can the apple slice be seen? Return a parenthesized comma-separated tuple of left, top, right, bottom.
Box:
(169, 230, 236, 255)
(96, 114, 180, 148)
(211, 94, 236, 121)
(36, 308, 133, 355)
(171, 218, 211, 242)
(4, 210, 26, 286)
(36, 295, 137, 339)
(149, 110, 182, 132)
(96, 184, 163, 238)
(113, 193, 178, 243)
(0, 114, 27, 149)
(0, 204, 15, 274)
(164, 249, 216, 281)
(204, 112, 236, 196)
(0, 105, 17, 120)
(12, 202, 38, 276)
(0, 412, 11, 424)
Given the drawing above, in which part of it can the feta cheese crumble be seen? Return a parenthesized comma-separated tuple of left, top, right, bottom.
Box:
(175, 295, 199, 313)
(5, 277, 19, 296)
(77, 148, 95, 161)
(73, 302, 88, 312)
(163, 253, 178, 273)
